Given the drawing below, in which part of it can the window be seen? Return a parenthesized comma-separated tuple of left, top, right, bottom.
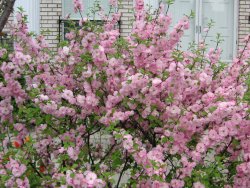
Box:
(63, 0, 110, 20)
(144, 0, 159, 13)
(143, 0, 238, 61)
(14, 0, 40, 34)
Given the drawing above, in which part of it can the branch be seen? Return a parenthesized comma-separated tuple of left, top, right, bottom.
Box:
(0, 0, 16, 33)
(86, 126, 95, 168)
(28, 162, 43, 178)
(116, 151, 129, 188)
(99, 143, 116, 164)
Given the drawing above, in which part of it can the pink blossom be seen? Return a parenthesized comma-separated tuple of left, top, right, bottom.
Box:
(76, 95, 85, 106)
(193, 182, 205, 188)
(218, 126, 229, 137)
(73, 0, 83, 13)
(196, 143, 206, 153)
(208, 130, 219, 140)
(16, 177, 30, 188)
(67, 147, 79, 161)
(1, 4, 250, 188)
(170, 179, 184, 188)
(85, 171, 97, 187)
(62, 46, 70, 55)
(109, 0, 117, 6)
(123, 135, 134, 151)
(7, 159, 27, 177)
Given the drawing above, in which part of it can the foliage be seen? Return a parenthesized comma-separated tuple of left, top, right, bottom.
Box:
(0, 0, 250, 187)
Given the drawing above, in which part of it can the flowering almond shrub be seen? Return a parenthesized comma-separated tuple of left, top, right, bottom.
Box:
(0, 0, 250, 187)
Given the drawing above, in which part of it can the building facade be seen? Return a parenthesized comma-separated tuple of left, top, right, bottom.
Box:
(3, 0, 250, 60)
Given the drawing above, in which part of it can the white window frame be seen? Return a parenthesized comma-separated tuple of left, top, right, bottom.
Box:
(62, 0, 114, 20)
(233, 0, 239, 58)
(136, 0, 238, 61)
(61, 0, 118, 41)
(197, 0, 238, 62)
(14, 0, 40, 34)
(62, 0, 82, 20)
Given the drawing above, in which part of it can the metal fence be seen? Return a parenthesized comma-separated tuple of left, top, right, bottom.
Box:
(0, 32, 13, 51)
(58, 18, 121, 42)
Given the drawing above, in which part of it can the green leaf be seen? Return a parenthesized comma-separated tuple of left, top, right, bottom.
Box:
(165, 92, 174, 104)
(208, 106, 217, 113)
(165, 0, 175, 5)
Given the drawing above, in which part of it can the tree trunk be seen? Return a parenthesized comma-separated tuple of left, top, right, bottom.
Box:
(0, 0, 16, 33)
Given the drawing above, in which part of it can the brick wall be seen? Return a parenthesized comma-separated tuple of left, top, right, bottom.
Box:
(238, 0, 250, 47)
(1, 13, 14, 50)
(2, 0, 250, 51)
(40, 0, 134, 50)
(119, 0, 134, 37)
(40, 0, 62, 51)
(3, 14, 14, 33)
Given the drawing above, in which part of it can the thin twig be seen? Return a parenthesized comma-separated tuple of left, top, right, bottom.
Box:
(28, 162, 43, 178)
(116, 151, 129, 188)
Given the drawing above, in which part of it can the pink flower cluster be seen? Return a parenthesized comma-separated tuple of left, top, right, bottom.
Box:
(0, 0, 250, 187)
(118, 131, 167, 177)
(73, 0, 83, 13)
(66, 171, 105, 188)
(207, 48, 222, 64)
(6, 158, 27, 177)
(108, 0, 117, 6)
